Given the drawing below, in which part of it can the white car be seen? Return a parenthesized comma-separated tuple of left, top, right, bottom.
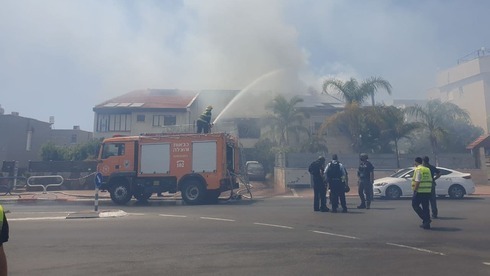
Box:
(373, 167, 475, 199)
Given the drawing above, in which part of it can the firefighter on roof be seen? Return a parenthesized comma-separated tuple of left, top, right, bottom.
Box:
(197, 105, 213, 134)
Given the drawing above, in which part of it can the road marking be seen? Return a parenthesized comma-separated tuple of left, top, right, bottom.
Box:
(386, 243, 446, 256)
(200, 217, 235, 222)
(254, 222, 293, 229)
(9, 216, 67, 221)
(312, 230, 359, 240)
(159, 214, 187, 218)
(483, 262, 490, 266)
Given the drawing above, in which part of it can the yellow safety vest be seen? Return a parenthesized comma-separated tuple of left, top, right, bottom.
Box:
(412, 166, 432, 193)
(0, 205, 3, 231)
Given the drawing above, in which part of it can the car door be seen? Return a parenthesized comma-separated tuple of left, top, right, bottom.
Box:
(401, 170, 415, 195)
(435, 168, 452, 195)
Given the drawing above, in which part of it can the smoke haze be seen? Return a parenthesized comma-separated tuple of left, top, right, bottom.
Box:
(1, 0, 489, 130)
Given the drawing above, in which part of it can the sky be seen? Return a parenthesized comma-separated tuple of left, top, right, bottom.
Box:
(1, 0, 490, 131)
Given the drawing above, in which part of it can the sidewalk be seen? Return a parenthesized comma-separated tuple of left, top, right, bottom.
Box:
(1, 183, 489, 203)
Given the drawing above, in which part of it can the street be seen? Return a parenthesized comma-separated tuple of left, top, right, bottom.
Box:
(3, 193, 490, 275)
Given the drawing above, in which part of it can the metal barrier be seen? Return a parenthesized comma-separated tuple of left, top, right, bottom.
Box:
(27, 175, 64, 194)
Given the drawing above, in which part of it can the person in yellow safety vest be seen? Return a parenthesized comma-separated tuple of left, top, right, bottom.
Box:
(196, 105, 213, 134)
(0, 204, 9, 276)
(411, 157, 433, 230)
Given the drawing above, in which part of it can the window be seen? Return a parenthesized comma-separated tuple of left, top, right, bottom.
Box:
(96, 114, 131, 132)
(71, 134, 77, 144)
(164, 115, 176, 126)
(153, 115, 177, 126)
(101, 143, 125, 159)
(137, 115, 145, 122)
(153, 115, 164, 126)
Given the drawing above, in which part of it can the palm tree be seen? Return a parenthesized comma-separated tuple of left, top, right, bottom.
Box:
(264, 95, 309, 149)
(322, 76, 392, 106)
(406, 99, 470, 165)
(375, 106, 421, 168)
(320, 102, 364, 152)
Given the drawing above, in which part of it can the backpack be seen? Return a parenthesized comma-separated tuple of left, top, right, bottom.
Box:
(326, 162, 342, 179)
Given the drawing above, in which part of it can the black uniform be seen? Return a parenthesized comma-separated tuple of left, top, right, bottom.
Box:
(309, 158, 328, 212)
(358, 159, 374, 209)
(425, 163, 440, 218)
(325, 160, 347, 212)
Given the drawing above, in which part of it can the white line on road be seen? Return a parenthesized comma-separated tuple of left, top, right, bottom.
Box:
(254, 222, 293, 229)
(159, 214, 187, 218)
(312, 230, 359, 240)
(200, 217, 235, 222)
(386, 243, 446, 256)
(9, 217, 67, 221)
(483, 262, 490, 266)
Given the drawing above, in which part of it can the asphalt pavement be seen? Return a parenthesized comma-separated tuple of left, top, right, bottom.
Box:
(1, 181, 489, 204)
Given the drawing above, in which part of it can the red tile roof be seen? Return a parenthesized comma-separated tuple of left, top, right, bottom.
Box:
(466, 134, 490, 150)
(94, 89, 199, 110)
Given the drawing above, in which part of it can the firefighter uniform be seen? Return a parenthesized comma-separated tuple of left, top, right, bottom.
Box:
(411, 164, 433, 229)
(197, 106, 213, 134)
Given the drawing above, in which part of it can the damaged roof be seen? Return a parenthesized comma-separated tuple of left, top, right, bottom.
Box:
(93, 89, 199, 111)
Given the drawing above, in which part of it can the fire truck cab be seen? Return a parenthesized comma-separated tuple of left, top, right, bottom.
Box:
(97, 132, 240, 205)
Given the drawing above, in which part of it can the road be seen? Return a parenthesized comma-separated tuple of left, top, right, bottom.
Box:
(3, 193, 490, 275)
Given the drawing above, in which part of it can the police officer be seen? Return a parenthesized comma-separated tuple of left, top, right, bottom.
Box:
(196, 105, 213, 134)
(324, 154, 348, 213)
(412, 157, 433, 230)
(309, 156, 328, 212)
(0, 204, 9, 276)
(357, 153, 374, 209)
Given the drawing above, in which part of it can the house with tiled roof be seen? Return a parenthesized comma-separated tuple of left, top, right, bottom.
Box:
(93, 89, 201, 139)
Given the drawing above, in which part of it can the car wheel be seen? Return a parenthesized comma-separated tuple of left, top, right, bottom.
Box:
(385, 185, 402, 200)
(110, 180, 132, 205)
(181, 179, 206, 205)
(448, 184, 465, 199)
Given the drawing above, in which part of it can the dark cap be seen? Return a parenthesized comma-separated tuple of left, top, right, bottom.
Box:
(423, 156, 429, 163)
(415, 157, 423, 164)
(318, 156, 326, 162)
(360, 153, 368, 160)
(331, 154, 338, 160)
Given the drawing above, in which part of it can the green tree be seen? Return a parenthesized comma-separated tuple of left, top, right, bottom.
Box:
(322, 76, 392, 106)
(264, 95, 309, 149)
(375, 106, 421, 167)
(321, 102, 364, 153)
(40, 142, 69, 161)
(40, 139, 102, 161)
(406, 99, 470, 165)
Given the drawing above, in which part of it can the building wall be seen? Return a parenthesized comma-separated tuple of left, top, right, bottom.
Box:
(92, 109, 193, 139)
(50, 128, 93, 146)
(0, 114, 52, 168)
(431, 55, 490, 133)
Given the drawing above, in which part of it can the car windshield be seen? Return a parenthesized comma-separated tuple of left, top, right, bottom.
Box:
(390, 168, 413, 178)
(247, 164, 263, 170)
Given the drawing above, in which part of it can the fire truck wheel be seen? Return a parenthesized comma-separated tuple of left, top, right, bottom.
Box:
(205, 190, 221, 204)
(181, 180, 206, 205)
(133, 191, 152, 201)
(110, 181, 132, 205)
